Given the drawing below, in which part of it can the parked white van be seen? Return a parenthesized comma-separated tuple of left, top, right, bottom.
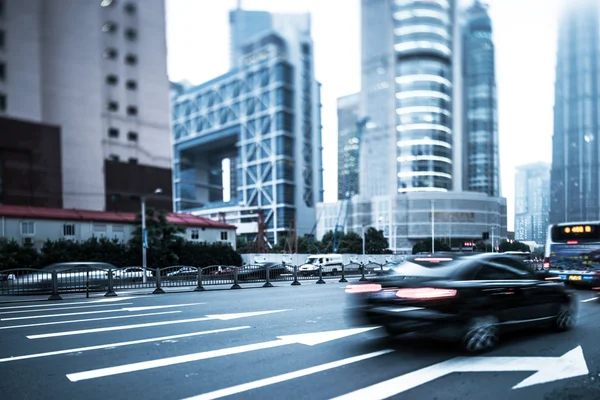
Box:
(299, 254, 344, 276)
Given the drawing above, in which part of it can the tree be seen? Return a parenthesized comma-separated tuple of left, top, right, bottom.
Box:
(412, 238, 451, 254)
(498, 240, 531, 253)
(130, 208, 186, 268)
(364, 228, 390, 254)
(339, 232, 363, 254)
(0, 238, 40, 270)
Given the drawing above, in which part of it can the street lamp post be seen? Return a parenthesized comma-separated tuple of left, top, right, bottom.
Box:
(431, 200, 435, 254)
(362, 225, 366, 256)
(141, 188, 163, 283)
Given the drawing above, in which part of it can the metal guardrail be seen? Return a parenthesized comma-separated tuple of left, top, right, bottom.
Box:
(0, 261, 546, 300)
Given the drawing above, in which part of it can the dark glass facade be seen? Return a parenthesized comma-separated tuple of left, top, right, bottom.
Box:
(393, 0, 455, 193)
(337, 93, 360, 200)
(550, 0, 600, 223)
(462, 0, 499, 197)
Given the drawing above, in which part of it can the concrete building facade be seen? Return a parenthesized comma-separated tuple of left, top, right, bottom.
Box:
(0, 0, 172, 212)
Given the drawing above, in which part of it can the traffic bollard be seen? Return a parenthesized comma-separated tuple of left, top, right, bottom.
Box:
(316, 266, 326, 284)
(47, 270, 62, 301)
(153, 268, 165, 294)
(195, 267, 205, 291)
(104, 270, 117, 297)
(359, 262, 368, 281)
(231, 265, 241, 289)
(339, 264, 348, 283)
(291, 264, 301, 286)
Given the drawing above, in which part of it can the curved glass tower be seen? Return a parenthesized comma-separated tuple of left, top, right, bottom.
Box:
(393, 0, 454, 193)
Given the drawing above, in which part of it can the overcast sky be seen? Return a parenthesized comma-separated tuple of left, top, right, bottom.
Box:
(166, 0, 560, 231)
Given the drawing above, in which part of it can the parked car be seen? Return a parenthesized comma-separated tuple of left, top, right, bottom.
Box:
(346, 253, 577, 353)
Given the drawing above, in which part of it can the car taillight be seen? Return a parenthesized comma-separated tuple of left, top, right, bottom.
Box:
(345, 284, 382, 294)
(395, 287, 457, 300)
(543, 257, 550, 270)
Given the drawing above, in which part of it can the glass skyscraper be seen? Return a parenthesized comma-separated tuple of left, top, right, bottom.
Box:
(550, 0, 600, 224)
(337, 93, 361, 200)
(515, 163, 550, 245)
(462, 0, 499, 197)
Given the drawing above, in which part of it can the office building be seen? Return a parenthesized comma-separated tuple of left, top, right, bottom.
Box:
(550, 0, 600, 223)
(0, 0, 172, 212)
(337, 93, 361, 200)
(462, 0, 500, 197)
(515, 163, 550, 245)
(172, 9, 323, 244)
(317, 0, 506, 253)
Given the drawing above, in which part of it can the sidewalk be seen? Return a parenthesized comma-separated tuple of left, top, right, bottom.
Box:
(0, 277, 353, 304)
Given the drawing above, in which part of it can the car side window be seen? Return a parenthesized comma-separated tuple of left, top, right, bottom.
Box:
(473, 263, 523, 280)
(495, 257, 535, 279)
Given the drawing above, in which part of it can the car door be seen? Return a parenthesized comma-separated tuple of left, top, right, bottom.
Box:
(495, 256, 560, 318)
(471, 261, 527, 325)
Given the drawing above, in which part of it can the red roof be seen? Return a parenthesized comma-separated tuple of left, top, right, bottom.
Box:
(0, 205, 236, 229)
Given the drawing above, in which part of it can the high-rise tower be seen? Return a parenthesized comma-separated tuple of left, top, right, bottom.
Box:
(550, 0, 600, 223)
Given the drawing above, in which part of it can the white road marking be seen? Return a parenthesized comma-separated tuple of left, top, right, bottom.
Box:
(0, 297, 135, 311)
(331, 346, 588, 399)
(1, 303, 205, 321)
(183, 350, 394, 400)
(0, 303, 135, 315)
(0, 311, 181, 331)
(66, 327, 378, 382)
(0, 326, 250, 363)
(29, 310, 289, 339)
(581, 297, 597, 303)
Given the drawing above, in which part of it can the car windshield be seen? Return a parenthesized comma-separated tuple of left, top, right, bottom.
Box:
(390, 258, 472, 279)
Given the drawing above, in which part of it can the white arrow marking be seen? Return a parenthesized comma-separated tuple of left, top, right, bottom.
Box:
(331, 346, 589, 400)
(0, 303, 135, 315)
(0, 297, 135, 310)
(28, 309, 290, 339)
(183, 350, 394, 400)
(0, 326, 250, 363)
(1, 311, 181, 331)
(1, 303, 205, 321)
(66, 326, 378, 382)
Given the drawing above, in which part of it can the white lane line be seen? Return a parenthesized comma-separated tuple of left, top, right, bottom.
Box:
(0, 297, 135, 310)
(182, 350, 394, 400)
(1, 303, 205, 321)
(66, 326, 377, 382)
(29, 310, 289, 339)
(0, 303, 135, 316)
(0, 311, 181, 331)
(0, 326, 250, 364)
(581, 297, 597, 303)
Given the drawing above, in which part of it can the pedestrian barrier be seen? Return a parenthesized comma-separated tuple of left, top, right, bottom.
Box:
(0, 260, 547, 300)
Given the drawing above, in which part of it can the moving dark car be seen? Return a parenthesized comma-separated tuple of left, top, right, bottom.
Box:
(346, 253, 577, 353)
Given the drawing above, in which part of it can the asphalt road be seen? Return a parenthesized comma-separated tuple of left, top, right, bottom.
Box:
(1, 280, 600, 400)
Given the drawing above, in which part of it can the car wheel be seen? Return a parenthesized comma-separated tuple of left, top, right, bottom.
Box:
(555, 300, 577, 331)
(462, 315, 499, 353)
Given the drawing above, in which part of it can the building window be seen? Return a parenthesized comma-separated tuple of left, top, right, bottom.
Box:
(128, 157, 138, 164)
(220, 231, 228, 241)
(126, 80, 137, 90)
(109, 154, 119, 162)
(191, 229, 199, 240)
(103, 48, 118, 60)
(63, 224, 75, 237)
(102, 22, 118, 33)
(106, 74, 118, 85)
(101, 0, 114, 7)
(107, 101, 119, 111)
(0, 93, 6, 112)
(108, 128, 119, 138)
(124, 28, 137, 41)
(20, 221, 35, 236)
(124, 2, 136, 14)
(127, 131, 138, 141)
(125, 54, 137, 65)
(126, 106, 138, 116)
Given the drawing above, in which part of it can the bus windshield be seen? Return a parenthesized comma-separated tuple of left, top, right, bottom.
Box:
(546, 222, 600, 272)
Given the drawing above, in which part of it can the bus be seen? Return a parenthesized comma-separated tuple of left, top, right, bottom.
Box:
(544, 221, 600, 285)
